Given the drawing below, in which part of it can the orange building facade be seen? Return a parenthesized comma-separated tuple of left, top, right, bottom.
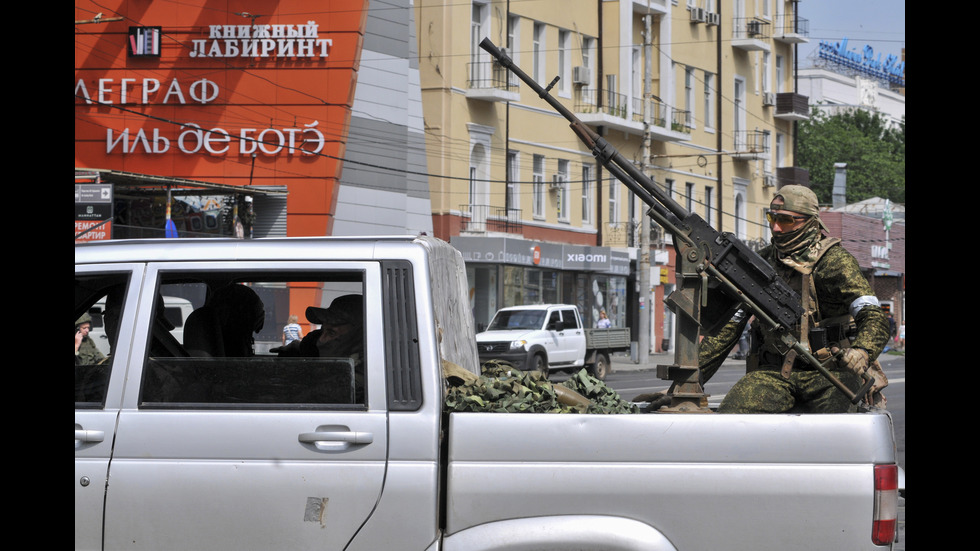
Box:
(76, 0, 370, 238)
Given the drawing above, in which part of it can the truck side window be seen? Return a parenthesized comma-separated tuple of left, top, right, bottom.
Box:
(546, 311, 561, 330)
(560, 309, 579, 329)
(75, 273, 130, 408)
(140, 271, 368, 410)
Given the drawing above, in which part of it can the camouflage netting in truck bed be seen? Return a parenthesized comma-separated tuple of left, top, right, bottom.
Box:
(443, 359, 639, 414)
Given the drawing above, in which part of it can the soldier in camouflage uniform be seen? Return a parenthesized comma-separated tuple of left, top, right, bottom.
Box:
(699, 186, 890, 413)
(75, 313, 106, 365)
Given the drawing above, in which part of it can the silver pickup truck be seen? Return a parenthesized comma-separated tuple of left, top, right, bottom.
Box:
(75, 236, 900, 550)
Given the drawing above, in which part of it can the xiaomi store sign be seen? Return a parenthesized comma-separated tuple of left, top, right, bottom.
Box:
(74, 1, 369, 235)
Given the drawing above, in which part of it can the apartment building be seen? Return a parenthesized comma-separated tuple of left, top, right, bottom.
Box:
(417, 0, 809, 341)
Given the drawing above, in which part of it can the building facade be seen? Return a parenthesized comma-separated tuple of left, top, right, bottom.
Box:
(417, 0, 811, 348)
(76, 0, 431, 241)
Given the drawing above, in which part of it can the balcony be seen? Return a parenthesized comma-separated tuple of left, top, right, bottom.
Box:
(574, 89, 690, 141)
(465, 61, 520, 102)
(732, 18, 771, 52)
(732, 130, 770, 161)
(776, 166, 810, 188)
(773, 14, 809, 44)
(574, 88, 643, 134)
(458, 204, 523, 235)
(775, 92, 809, 121)
(636, 97, 691, 142)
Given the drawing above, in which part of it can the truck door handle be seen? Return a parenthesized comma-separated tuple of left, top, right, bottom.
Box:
(75, 429, 105, 443)
(299, 431, 374, 445)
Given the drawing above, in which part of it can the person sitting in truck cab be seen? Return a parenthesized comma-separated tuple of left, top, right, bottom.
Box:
(184, 284, 265, 357)
(698, 186, 890, 413)
(275, 294, 365, 362)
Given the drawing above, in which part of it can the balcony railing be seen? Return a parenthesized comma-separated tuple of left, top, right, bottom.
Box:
(671, 109, 692, 133)
(732, 18, 771, 51)
(466, 61, 519, 101)
(631, 96, 645, 123)
(733, 130, 770, 160)
(774, 15, 809, 43)
(459, 204, 523, 235)
(775, 92, 809, 121)
(575, 88, 629, 119)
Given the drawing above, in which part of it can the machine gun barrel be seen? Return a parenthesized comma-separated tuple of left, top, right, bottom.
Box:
(480, 39, 689, 235)
(479, 39, 872, 405)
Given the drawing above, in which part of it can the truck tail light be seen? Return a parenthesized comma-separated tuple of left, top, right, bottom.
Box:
(872, 464, 898, 545)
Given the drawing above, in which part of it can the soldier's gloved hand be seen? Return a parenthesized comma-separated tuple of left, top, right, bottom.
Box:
(865, 365, 888, 407)
(836, 347, 869, 376)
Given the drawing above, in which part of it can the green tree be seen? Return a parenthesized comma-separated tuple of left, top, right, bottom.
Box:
(797, 108, 905, 205)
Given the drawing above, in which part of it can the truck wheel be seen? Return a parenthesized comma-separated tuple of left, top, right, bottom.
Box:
(531, 354, 548, 377)
(591, 353, 610, 380)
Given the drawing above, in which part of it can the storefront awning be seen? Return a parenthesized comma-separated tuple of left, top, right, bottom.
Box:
(75, 168, 288, 197)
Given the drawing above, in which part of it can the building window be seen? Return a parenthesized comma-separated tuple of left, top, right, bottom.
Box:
(762, 52, 771, 95)
(685, 182, 695, 212)
(558, 30, 570, 95)
(470, 3, 488, 85)
(533, 23, 545, 84)
(763, 130, 772, 174)
(665, 178, 675, 203)
(775, 55, 785, 93)
(606, 74, 618, 115)
(582, 37, 595, 89)
(533, 154, 545, 219)
(704, 186, 715, 229)
(685, 66, 695, 128)
(733, 76, 746, 149)
(734, 190, 747, 239)
(507, 151, 520, 213)
(582, 163, 594, 225)
(608, 175, 620, 224)
(557, 159, 569, 222)
(507, 16, 520, 86)
(703, 72, 715, 130)
(775, 133, 784, 169)
(632, 47, 642, 114)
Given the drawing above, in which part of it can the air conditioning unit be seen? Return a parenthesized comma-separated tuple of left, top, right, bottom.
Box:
(690, 8, 705, 23)
(747, 20, 763, 36)
(705, 12, 720, 26)
(550, 175, 564, 191)
(763, 92, 776, 106)
(763, 175, 776, 187)
(572, 66, 591, 85)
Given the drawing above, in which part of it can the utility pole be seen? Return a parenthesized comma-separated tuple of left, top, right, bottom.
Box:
(638, 10, 652, 361)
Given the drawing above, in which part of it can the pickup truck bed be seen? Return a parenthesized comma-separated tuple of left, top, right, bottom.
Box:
(445, 412, 897, 551)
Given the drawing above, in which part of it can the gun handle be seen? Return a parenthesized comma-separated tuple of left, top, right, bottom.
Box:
(852, 371, 876, 405)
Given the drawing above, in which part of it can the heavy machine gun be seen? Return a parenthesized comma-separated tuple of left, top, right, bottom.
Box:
(480, 39, 873, 411)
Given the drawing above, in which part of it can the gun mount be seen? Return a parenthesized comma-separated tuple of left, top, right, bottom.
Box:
(479, 38, 873, 411)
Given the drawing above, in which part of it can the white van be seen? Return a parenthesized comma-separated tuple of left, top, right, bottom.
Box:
(88, 296, 194, 356)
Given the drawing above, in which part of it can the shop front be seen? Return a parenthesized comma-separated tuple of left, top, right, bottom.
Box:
(451, 236, 632, 333)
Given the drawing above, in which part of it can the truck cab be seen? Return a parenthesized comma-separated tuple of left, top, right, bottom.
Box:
(475, 304, 587, 373)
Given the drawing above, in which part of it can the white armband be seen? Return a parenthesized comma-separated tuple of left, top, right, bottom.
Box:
(849, 295, 880, 318)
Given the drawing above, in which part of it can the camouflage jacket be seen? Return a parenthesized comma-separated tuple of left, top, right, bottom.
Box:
(76, 336, 106, 365)
(699, 241, 890, 382)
